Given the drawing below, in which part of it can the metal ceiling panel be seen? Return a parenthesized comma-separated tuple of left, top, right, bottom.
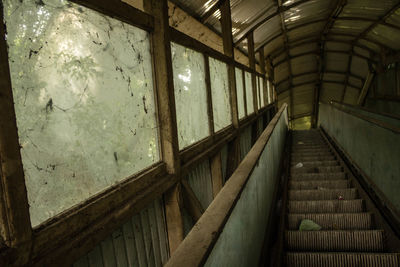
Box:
(324, 72, 346, 83)
(325, 41, 351, 51)
(293, 84, 314, 115)
(320, 82, 344, 102)
(357, 39, 380, 53)
(353, 46, 371, 58)
(351, 56, 369, 78)
(276, 79, 291, 94)
(290, 42, 319, 57)
(343, 86, 359, 105)
(287, 22, 325, 42)
(273, 53, 288, 66)
(291, 54, 317, 76)
(254, 15, 282, 46)
(331, 20, 373, 36)
(367, 24, 400, 50)
(264, 36, 285, 57)
(292, 72, 318, 85)
(338, 0, 398, 20)
(274, 61, 290, 83)
(348, 76, 363, 89)
(325, 52, 349, 72)
(283, 0, 333, 29)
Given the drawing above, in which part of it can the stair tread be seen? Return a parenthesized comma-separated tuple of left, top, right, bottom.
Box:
(288, 188, 357, 200)
(289, 179, 349, 190)
(291, 172, 346, 180)
(287, 213, 373, 230)
(285, 230, 385, 252)
(288, 199, 364, 213)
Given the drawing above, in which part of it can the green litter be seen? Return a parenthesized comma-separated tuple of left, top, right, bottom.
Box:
(299, 219, 322, 231)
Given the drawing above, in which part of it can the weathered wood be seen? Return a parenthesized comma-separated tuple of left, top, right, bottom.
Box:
(247, 32, 259, 113)
(210, 152, 224, 198)
(181, 180, 204, 222)
(204, 56, 215, 135)
(357, 70, 375, 106)
(0, 4, 32, 263)
(163, 184, 184, 255)
(164, 104, 288, 267)
(71, 0, 153, 31)
(144, 0, 183, 256)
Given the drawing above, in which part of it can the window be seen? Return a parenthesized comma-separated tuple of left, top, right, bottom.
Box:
(245, 71, 254, 114)
(209, 57, 232, 131)
(171, 43, 209, 149)
(235, 68, 245, 119)
(4, 0, 159, 226)
(259, 76, 265, 108)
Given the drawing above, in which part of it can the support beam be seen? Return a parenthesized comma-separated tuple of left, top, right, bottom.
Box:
(341, 49, 354, 103)
(144, 0, 183, 255)
(0, 4, 32, 264)
(357, 71, 375, 106)
(248, 32, 259, 113)
(181, 180, 204, 222)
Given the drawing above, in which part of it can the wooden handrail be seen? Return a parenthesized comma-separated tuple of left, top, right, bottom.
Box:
(165, 104, 288, 267)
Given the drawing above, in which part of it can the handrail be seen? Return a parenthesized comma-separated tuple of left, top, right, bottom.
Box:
(321, 101, 400, 134)
(165, 104, 288, 267)
(330, 100, 400, 120)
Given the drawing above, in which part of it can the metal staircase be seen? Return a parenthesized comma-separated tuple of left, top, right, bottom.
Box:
(284, 130, 400, 266)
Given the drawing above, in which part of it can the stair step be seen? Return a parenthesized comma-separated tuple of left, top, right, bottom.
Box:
(289, 180, 349, 190)
(291, 172, 346, 181)
(292, 146, 328, 151)
(290, 160, 339, 167)
(292, 149, 331, 155)
(291, 152, 333, 159)
(288, 200, 364, 213)
(285, 252, 400, 267)
(291, 155, 336, 163)
(287, 213, 373, 230)
(288, 188, 357, 201)
(291, 166, 343, 174)
(285, 230, 384, 252)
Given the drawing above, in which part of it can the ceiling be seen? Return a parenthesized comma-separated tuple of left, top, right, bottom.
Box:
(169, 0, 400, 129)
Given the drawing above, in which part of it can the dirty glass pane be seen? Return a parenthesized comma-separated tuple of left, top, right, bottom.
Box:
(209, 58, 232, 131)
(235, 68, 245, 119)
(245, 71, 254, 114)
(260, 77, 265, 107)
(267, 80, 271, 104)
(171, 43, 209, 148)
(3, 0, 159, 227)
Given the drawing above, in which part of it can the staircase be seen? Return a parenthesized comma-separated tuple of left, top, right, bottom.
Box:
(284, 130, 400, 266)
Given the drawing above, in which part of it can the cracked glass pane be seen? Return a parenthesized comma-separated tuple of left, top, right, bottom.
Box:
(171, 42, 209, 149)
(245, 71, 254, 114)
(3, 0, 159, 227)
(209, 57, 232, 132)
(235, 68, 245, 119)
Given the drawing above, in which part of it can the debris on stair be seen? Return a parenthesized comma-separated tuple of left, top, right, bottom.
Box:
(299, 219, 322, 231)
(294, 162, 303, 168)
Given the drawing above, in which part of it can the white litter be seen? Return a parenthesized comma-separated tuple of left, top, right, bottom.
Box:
(294, 162, 303, 168)
(297, 141, 304, 144)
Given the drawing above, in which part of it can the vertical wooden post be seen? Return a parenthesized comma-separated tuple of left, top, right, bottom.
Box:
(210, 153, 224, 198)
(259, 49, 268, 107)
(221, 0, 241, 175)
(0, 4, 32, 259)
(247, 32, 258, 114)
(204, 55, 215, 135)
(144, 0, 184, 255)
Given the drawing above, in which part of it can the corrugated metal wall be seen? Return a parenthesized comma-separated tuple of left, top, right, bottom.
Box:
(72, 198, 169, 267)
(240, 126, 252, 160)
(186, 159, 213, 209)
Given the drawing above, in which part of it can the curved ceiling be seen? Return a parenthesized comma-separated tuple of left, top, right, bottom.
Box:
(170, 0, 400, 128)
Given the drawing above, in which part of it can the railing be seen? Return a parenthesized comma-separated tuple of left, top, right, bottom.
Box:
(318, 101, 400, 225)
(165, 104, 288, 267)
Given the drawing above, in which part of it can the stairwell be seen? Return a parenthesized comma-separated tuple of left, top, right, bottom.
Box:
(284, 130, 400, 266)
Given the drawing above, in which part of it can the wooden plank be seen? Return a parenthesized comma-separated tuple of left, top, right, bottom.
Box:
(71, 0, 153, 31)
(210, 153, 224, 198)
(357, 71, 375, 106)
(0, 3, 32, 263)
(164, 104, 288, 267)
(163, 184, 184, 254)
(181, 180, 205, 222)
(247, 32, 259, 114)
(204, 55, 215, 135)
